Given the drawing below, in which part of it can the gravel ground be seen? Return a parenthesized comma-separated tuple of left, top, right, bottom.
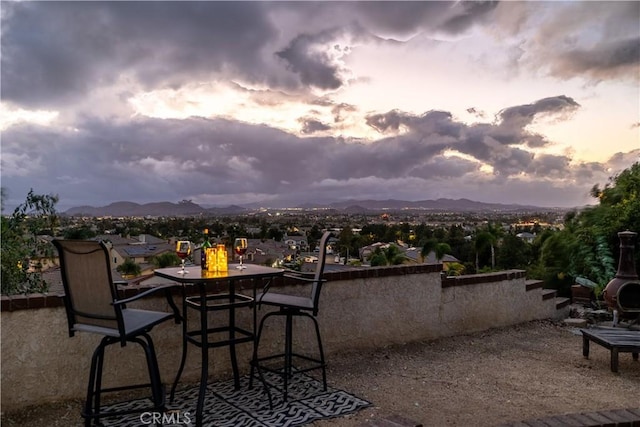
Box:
(2, 319, 639, 427)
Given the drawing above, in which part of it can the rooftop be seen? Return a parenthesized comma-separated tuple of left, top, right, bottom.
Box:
(2, 319, 638, 427)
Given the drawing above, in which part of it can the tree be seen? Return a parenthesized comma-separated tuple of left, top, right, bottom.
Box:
(531, 229, 575, 296)
(420, 239, 451, 263)
(474, 231, 497, 272)
(116, 258, 141, 277)
(1, 189, 59, 295)
(153, 252, 181, 268)
(267, 227, 284, 241)
(368, 244, 407, 266)
(497, 234, 532, 270)
(529, 197, 619, 296)
(63, 225, 97, 239)
(587, 162, 640, 268)
(532, 162, 640, 296)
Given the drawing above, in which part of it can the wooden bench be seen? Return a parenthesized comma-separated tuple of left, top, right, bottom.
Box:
(581, 328, 640, 372)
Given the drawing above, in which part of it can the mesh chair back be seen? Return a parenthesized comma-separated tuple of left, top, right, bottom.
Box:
(310, 231, 333, 313)
(53, 240, 120, 334)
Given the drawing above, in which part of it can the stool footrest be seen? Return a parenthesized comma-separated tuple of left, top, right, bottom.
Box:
(186, 293, 253, 311)
(252, 353, 325, 375)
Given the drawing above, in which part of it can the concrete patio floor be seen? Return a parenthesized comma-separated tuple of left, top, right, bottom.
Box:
(2, 319, 638, 426)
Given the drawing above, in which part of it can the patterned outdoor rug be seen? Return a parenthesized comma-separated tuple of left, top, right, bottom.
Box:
(101, 372, 371, 426)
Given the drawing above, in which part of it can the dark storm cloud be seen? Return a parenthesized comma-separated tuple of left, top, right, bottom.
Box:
(362, 97, 579, 177)
(276, 28, 350, 90)
(361, 96, 582, 180)
(0, 93, 627, 208)
(1, 1, 505, 109)
(1, 2, 636, 209)
(552, 37, 640, 80)
(366, 110, 406, 132)
(498, 96, 580, 128)
(499, 1, 640, 83)
(493, 96, 580, 148)
(1, 2, 277, 107)
(353, 1, 498, 37)
(438, 1, 499, 34)
(365, 110, 462, 140)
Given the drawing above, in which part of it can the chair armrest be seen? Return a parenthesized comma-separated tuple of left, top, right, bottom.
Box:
(113, 284, 182, 323)
(283, 269, 314, 277)
(114, 280, 130, 299)
(283, 274, 327, 284)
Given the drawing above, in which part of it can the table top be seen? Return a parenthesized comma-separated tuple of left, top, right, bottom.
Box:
(154, 264, 284, 284)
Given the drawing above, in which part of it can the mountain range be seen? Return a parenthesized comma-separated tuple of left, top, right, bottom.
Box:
(63, 198, 562, 217)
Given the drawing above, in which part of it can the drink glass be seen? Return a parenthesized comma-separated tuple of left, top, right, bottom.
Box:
(234, 238, 248, 270)
(176, 240, 192, 274)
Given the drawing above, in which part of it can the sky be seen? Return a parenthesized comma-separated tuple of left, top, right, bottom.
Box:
(1, 1, 639, 211)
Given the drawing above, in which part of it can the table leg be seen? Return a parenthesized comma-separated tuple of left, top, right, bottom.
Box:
(229, 279, 240, 389)
(284, 313, 293, 401)
(611, 348, 619, 373)
(171, 286, 188, 402)
(196, 285, 208, 427)
(582, 335, 590, 358)
(249, 279, 258, 388)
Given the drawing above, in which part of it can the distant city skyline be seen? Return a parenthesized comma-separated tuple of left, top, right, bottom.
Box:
(1, 1, 639, 211)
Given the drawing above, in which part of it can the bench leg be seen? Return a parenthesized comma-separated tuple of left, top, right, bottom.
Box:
(582, 335, 590, 358)
(611, 348, 619, 373)
(633, 352, 638, 361)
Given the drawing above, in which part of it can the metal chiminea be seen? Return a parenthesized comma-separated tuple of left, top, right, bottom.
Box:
(603, 230, 640, 322)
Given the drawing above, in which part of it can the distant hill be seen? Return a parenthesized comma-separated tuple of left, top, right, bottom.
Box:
(327, 198, 545, 212)
(65, 201, 207, 217)
(64, 198, 556, 217)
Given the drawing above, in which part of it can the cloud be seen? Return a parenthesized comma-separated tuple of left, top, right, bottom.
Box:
(498, 96, 580, 126)
(0, 1, 506, 109)
(1, 2, 278, 107)
(2, 93, 620, 209)
(606, 149, 640, 173)
(494, 96, 580, 147)
(437, 1, 499, 35)
(494, 1, 640, 83)
(551, 37, 640, 81)
(299, 118, 332, 134)
(1, 2, 637, 210)
(276, 28, 350, 90)
(353, 1, 498, 38)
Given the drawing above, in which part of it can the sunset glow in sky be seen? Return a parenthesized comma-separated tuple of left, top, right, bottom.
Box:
(1, 1, 639, 210)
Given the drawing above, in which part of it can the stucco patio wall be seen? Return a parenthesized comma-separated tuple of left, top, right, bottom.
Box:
(1, 267, 562, 412)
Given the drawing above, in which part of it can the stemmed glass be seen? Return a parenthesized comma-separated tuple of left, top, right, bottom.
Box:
(234, 238, 248, 270)
(176, 240, 192, 274)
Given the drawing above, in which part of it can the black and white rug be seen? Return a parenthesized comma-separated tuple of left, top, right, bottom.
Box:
(102, 372, 371, 426)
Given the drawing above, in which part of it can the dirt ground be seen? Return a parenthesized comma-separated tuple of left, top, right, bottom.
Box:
(317, 319, 640, 427)
(2, 319, 639, 427)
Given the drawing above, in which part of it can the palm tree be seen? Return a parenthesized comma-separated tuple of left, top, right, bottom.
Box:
(474, 231, 497, 272)
(368, 244, 407, 266)
(420, 239, 451, 264)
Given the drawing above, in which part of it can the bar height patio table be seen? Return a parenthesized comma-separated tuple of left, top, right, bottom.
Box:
(154, 264, 284, 427)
